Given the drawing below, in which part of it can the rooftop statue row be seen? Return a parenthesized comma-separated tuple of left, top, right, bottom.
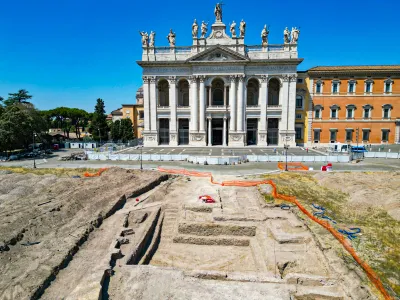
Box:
(139, 25, 299, 48)
(139, 2, 299, 48)
(139, 29, 177, 47)
(284, 27, 300, 44)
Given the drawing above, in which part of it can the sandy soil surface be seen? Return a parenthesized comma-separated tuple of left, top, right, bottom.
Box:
(0, 168, 165, 299)
(315, 171, 400, 221)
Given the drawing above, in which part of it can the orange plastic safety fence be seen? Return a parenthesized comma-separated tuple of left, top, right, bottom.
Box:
(277, 162, 309, 171)
(157, 166, 393, 300)
(83, 168, 108, 177)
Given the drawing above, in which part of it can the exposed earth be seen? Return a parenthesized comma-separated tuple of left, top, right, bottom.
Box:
(0, 167, 398, 299)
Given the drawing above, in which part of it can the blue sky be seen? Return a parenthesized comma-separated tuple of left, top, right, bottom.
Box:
(1, 0, 399, 113)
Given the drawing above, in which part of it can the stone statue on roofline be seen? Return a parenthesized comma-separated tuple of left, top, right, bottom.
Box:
(261, 24, 269, 46)
(291, 27, 300, 44)
(139, 31, 149, 47)
(283, 27, 290, 44)
(149, 31, 155, 47)
(201, 21, 208, 38)
(166, 29, 176, 47)
(239, 19, 246, 37)
(192, 19, 198, 38)
(230, 21, 236, 38)
(214, 3, 223, 22)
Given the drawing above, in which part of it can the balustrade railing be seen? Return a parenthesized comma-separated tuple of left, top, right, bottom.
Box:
(175, 46, 192, 53)
(245, 45, 262, 52)
(154, 47, 171, 54)
(268, 44, 285, 51)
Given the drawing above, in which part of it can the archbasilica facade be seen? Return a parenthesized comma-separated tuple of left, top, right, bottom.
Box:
(137, 6, 302, 147)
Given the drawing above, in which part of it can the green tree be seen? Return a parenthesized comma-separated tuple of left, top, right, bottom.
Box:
(4, 89, 33, 106)
(110, 120, 121, 141)
(91, 98, 109, 142)
(0, 104, 48, 155)
(120, 118, 134, 143)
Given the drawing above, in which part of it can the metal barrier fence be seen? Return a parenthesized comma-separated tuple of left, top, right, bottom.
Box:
(85, 151, 351, 163)
(246, 155, 350, 163)
(364, 152, 400, 159)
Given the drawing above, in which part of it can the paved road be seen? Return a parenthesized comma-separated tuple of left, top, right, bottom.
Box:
(2, 148, 400, 175)
(119, 146, 325, 156)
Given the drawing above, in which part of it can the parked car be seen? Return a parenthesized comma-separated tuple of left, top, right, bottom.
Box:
(9, 155, 19, 161)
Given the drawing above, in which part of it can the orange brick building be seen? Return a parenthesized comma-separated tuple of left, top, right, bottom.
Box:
(307, 66, 400, 145)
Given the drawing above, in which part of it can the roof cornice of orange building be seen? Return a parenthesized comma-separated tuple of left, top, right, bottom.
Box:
(307, 65, 400, 77)
(121, 104, 144, 107)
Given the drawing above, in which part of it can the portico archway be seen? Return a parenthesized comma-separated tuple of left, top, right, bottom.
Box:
(211, 78, 225, 106)
(177, 79, 189, 106)
(268, 78, 280, 106)
(158, 79, 169, 106)
(246, 78, 259, 106)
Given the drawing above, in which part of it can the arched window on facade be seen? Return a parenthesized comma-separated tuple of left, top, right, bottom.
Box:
(246, 78, 259, 106)
(296, 95, 303, 109)
(177, 79, 189, 106)
(158, 79, 169, 106)
(211, 78, 224, 106)
(268, 78, 280, 105)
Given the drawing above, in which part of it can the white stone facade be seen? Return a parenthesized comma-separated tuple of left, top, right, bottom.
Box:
(138, 12, 302, 147)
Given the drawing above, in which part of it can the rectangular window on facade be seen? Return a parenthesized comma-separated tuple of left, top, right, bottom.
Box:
(330, 130, 337, 142)
(363, 109, 369, 119)
(139, 111, 144, 119)
(332, 83, 338, 94)
(362, 130, 370, 141)
(382, 130, 389, 142)
(295, 127, 303, 139)
(383, 108, 390, 119)
(346, 108, 353, 118)
(366, 82, 371, 93)
(316, 83, 321, 94)
(349, 83, 355, 93)
(331, 109, 337, 119)
(297, 78, 304, 84)
(385, 83, 391, 93)
(296, 113, 302, 119)
(314, 130, 320, 142)
(296, 96, 303, 108)
(315, 109, 321, 119)
(345, 130, 353, 141)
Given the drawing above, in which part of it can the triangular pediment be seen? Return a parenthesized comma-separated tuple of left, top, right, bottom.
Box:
(186, 45, 249, 63)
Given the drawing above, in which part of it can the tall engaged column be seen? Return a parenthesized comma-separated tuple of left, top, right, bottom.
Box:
(288, 74, 297, 132)
(199, 76, 206, 132)
(260, 75, 268, 131)
(208, 118, 212, 146)
(190, 76, 198, 132)
(281, 75, 290, 134)
(142, 76, 150, 131)
(149, 76, 157, 131)
(229, 75, 237, 131)
(237, 75, 245, 132)
(169, 76, 177, 145)
(223, 116, 227, 146)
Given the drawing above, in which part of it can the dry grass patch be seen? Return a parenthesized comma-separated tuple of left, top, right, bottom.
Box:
(0, 166, 99, 177)
(261, 172, 400, 298)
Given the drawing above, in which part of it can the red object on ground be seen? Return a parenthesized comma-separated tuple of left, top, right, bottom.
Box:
(199, 195, 215, 203)
(53, 144, 59, 150)
(327, 162, 332, 167)
(321, 166, 327, 171)
(136, 198, 139, 202)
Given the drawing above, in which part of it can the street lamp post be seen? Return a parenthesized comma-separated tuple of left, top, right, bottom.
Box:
(140, 145, 143, 171)
(33, 132, 37, 169)
(98, 128, 101, 145)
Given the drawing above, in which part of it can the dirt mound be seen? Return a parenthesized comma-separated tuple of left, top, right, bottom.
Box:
(0, 167, 166, 299)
